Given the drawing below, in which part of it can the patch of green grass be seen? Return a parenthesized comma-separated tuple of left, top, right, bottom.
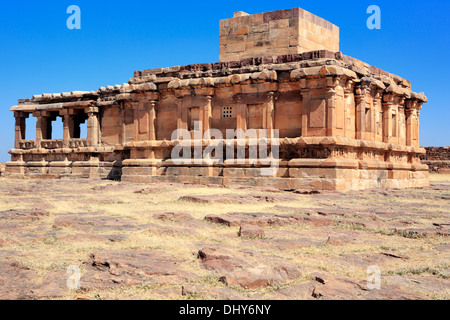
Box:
(387, 266, 449, 279)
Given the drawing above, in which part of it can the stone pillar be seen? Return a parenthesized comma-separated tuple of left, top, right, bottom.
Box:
(382, 94, 394, 144)
(343, 80, 353, 138)
(405, 100, 416, 146)
(236, 95, 247, 131)
(176, 96, 188, 130)
(398, 97, 406, 145)
(355, 84, 367, 140)
(59, 110, 74, 148)
(121, 102, 127, 144)
(415, 104, 423, 147)
(149, 100, 157, 141)
(86, 107, 100, 146)
(34, 112, 44, 142)
(202, 95, 212, 134)
(373, 90, 383, 141)
(14, 111, 28, 149)
(326, 77, 338, 137)
(133, 102, 140, 142)
(35, 111, 53, 146)
(300, 79, 310, 137)
(265, 92, 275, 137)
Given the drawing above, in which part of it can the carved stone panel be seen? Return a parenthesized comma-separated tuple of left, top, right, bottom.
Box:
(309, 99, 326, 128)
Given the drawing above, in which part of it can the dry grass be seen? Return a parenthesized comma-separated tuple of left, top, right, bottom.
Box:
(0, 176, 448, 300)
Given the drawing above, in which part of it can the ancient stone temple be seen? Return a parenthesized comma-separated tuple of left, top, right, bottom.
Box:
(6, 8, 429, 190)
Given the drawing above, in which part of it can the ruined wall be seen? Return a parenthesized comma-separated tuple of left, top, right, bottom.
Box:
(421, 147, 450, 172)
(219, 8, 339, 62)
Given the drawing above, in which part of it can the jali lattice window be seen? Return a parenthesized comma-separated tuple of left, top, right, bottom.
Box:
(222, 106, 233, 119)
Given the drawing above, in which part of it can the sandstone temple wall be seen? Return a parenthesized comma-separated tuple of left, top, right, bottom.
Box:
(5, 8, 429, 191)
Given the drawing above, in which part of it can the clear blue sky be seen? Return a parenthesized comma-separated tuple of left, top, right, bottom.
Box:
(0, 0, 449, 162)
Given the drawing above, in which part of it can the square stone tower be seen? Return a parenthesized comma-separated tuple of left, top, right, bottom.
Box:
(219, 8, 340, 62)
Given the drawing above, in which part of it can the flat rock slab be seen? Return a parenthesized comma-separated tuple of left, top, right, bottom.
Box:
(273, 205, 319, 215)
(134, 187, 169, 194)
(309, 272, 429, 300)
(238, 224, 265, 238)
(205, 212, 333, 227)
(258, 238, 324, 250)
(197, 247, 302, 289)
(289, 229, 362, 246)
(32, 270, 70, 299)
(385, 275, 450, 294)
(180, 193, 297, 204)
(81, 250, 196, 290)
(0, 209, 49, 221)
(53, 215, 150, 232)
(153, 212, 194, 221)
(147, 223, 200, 237)
(60, 233, 128, 243)
(0, 261, 37, 300)
(219, 266, 298, 290)
(0, 259, 70, 300)
(181, 284, 245, 300)
(333, 252, 408, 269)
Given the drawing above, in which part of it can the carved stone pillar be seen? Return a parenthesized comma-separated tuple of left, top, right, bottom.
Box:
(265, 92, 275, 137)
(59, 109, 72, 148)
(373, 90, 383, 141)
(236, 95, 247, 131)
(300, 79, 310, 137)
(382, 94, 394, 143)
(405, 100, 416, 146)
(355, 84, 368, 140)
(34, 112, 43, 142)
(343, 80, 354, 138)
(203, 95, 212, 134)
(86, 107, 100, 146)
(121, 102, 127, 144)
(149, 100, 157, 141)
(398, 97, 406, 145)
(415, 104, 423, 147)
(14, 111, 28, 149)
(132, 102, 140, 142)
(326, 77, 338, 137)
(176, 96, 187, 131)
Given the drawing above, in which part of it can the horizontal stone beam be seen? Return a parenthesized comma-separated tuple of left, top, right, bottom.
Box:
(10, 100, 96, 112)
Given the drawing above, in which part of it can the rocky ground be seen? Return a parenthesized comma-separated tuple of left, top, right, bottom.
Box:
(0, 174, 448, 300)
